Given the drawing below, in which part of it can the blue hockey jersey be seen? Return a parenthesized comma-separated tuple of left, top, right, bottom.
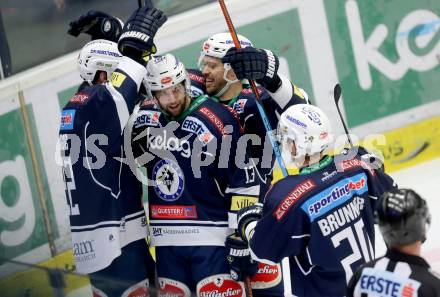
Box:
(131, 95, 260, 247)
(189, 70, 308, 195)
(248, 148, 396, 297)
(59, 57, 148, 274)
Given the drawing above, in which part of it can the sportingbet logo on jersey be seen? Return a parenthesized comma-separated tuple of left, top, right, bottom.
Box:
(301, 173, 368, 222)
(182, 116, 215, 146)
(60, 109, 75, 130)
(357, 267, 421, 297)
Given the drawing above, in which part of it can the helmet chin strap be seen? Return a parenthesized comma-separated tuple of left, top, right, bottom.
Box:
(215, 63, 239, 98)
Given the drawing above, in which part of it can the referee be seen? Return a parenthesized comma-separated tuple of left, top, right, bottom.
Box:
(347, 188, 440, 296)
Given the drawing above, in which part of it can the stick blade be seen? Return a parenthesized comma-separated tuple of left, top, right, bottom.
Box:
(333, 83, 341, 104)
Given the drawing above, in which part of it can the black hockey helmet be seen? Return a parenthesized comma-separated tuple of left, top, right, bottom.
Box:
(376, 188, 431, 247)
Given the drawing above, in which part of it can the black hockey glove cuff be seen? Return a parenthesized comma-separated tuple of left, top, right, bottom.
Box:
(118, 7, 167, 63)
(225, 233, 258, 281)
(222, 47, 281, 92)
(237, 203, 263, 242)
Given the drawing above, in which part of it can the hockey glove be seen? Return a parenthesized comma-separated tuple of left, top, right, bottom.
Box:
(118, 7, 167, 64)
(68, 10, 123, 42)
(222, 47, 281, 92)
(237, 203, 263, 242)
(225, 233, 258, 281)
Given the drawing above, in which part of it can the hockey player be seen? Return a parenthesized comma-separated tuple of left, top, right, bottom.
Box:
(59, 7, 166, 297)
(234, 104, 397, 297)
(347, 188, 440, 296)
(130, 53, 260, 297)
(199, 33, 309, 295)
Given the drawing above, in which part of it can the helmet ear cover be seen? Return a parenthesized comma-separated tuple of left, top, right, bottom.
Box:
(376, 188, 431, 246)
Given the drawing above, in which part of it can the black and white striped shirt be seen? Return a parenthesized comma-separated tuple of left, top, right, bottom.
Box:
(347, 249, 440, 297)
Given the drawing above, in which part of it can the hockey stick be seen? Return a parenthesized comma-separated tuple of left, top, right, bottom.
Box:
(333, 83, 353, 148)
(138, 0, 145, 8)
(218, 0, 288, 178)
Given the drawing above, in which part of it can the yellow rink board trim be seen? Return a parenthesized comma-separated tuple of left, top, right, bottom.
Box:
(273, 116, 440, 181)
(2, 116, 439, 294)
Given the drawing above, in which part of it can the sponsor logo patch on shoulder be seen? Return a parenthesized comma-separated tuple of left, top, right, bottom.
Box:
(60, 109, 76, 130)
(111, 71, 126, 87)
(199, 107, 226, 135)
(134, 110, 161, 128)
(232, 98, 248, 114)
(69, 92, 90, 105)
(274, 179, 316, 221)
(181, 116, 215, 145)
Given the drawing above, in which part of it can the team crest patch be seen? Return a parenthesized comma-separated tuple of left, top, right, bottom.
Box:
(153, 159, 185, 201)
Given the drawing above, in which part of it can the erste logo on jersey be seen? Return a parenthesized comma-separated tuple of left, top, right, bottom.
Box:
(181, 116, 215, 146)
(197, 274, 244, 297)
(134, 110, 161, 128)
(358, 267, 421, 297)
(302, 173, 368, 221)
(60, 109, 76, 130)
(232, 99, 248, 114)
(153, 159, 184, 201)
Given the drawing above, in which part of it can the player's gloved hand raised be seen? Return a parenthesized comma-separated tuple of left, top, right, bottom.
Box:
(222, 47, 281, 92)
(68, 10, 123, 42)
(225, 233, 259, 281)
(237, 203, 263, 242)
(118, 7, 167, 64)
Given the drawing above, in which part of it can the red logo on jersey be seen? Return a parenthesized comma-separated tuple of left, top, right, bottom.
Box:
(338, 158, 375, 176)
(274, 179, 316, 221)
(250, 263, 282, 289)
(69, 92, 90, 104)
(189, 72, 205, 84)
(159, 278, 190, 297)
(141, 98, 158, 107)
(150, 205, 197, 219)
(199, 107, 226, 135)
(241, 87, 263, 95)
(197, 275, 243, 297)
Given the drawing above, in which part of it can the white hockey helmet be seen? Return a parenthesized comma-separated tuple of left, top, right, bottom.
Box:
(77, 39, 122, 84)
(144, 54, 190, 94)
(200, 32, 253, 59)
(198, 33, 253, 97)
(277, 104, 332, 167)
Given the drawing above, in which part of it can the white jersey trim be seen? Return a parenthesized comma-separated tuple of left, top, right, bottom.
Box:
(149, 225, 234, 247)
(267, 74, 294, 109)
(117, 56, 146, 90)
(225, 185, 260, 195)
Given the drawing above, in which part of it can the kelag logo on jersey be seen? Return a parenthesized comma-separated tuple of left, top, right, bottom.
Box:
(181, 116, 214, 146)
(60, 109, 75, 130)
(358, 267, 421, 297)
(152, 159, 184, 201)
(301, 173, 368, 221)
(134, 110, 161, 128)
